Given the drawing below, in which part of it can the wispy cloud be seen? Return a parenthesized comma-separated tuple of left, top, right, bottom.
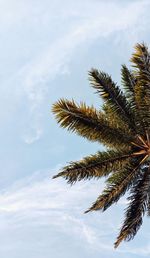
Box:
(0, 168, 115, 253)
(2, 0, 149, 144)
(0, 167, 150, 257)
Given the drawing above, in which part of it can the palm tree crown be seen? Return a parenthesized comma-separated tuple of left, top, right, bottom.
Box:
(52, 43, 150, 248)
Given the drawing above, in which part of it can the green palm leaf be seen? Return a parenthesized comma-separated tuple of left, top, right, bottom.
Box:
(53, 149, 131, 184)
(52, 98, 132, 149)
(131, 43, 150, 134)
(114, 166, 150, 248)
(121, 64, 136, 100)
(85, 157, 142, 213)
(102, 103, 133, 135)
(89, 69, 136, 132)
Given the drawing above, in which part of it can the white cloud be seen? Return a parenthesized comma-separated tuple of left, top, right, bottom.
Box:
(0, 167, 150, 257)
(0, 168, 114, 252)
(23, 128, 43, 144)
(1, 0, 149, 144)
(21, 0, 149, 100)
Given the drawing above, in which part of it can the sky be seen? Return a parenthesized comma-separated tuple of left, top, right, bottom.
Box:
(1, 0, 150, 257)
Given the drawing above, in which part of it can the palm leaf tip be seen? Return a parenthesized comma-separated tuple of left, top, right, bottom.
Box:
(52, 174, 60, 179)
(84, 209, 90, 214)
(52, 170, 69, 180)
(114, 236, 124, 249)
(130, 42, 149, 70)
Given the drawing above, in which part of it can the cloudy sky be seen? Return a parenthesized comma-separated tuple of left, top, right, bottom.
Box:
(1, 0, 150, 257)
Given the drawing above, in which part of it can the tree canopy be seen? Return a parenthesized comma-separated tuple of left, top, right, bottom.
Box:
(52, 43, 150, 248)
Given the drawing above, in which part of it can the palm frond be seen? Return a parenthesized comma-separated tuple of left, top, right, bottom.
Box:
(102, 103, 133, 136)
(52, 99, 132, 149)
(114, 166, 150, 248)
(121, 65, 137, 114)
(121, 65, 136, 98)
(85, 157, 142, 213)
(131, 43, 150, 133)
(131, 43, 150, 72)
(89, 69, 136, 132)
(52, 149, 131, 184)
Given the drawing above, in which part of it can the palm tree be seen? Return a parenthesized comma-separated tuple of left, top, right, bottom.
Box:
(52, 43, 150, 248)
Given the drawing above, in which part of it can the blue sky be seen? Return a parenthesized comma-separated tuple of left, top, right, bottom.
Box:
(1, 0, 150, 257)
